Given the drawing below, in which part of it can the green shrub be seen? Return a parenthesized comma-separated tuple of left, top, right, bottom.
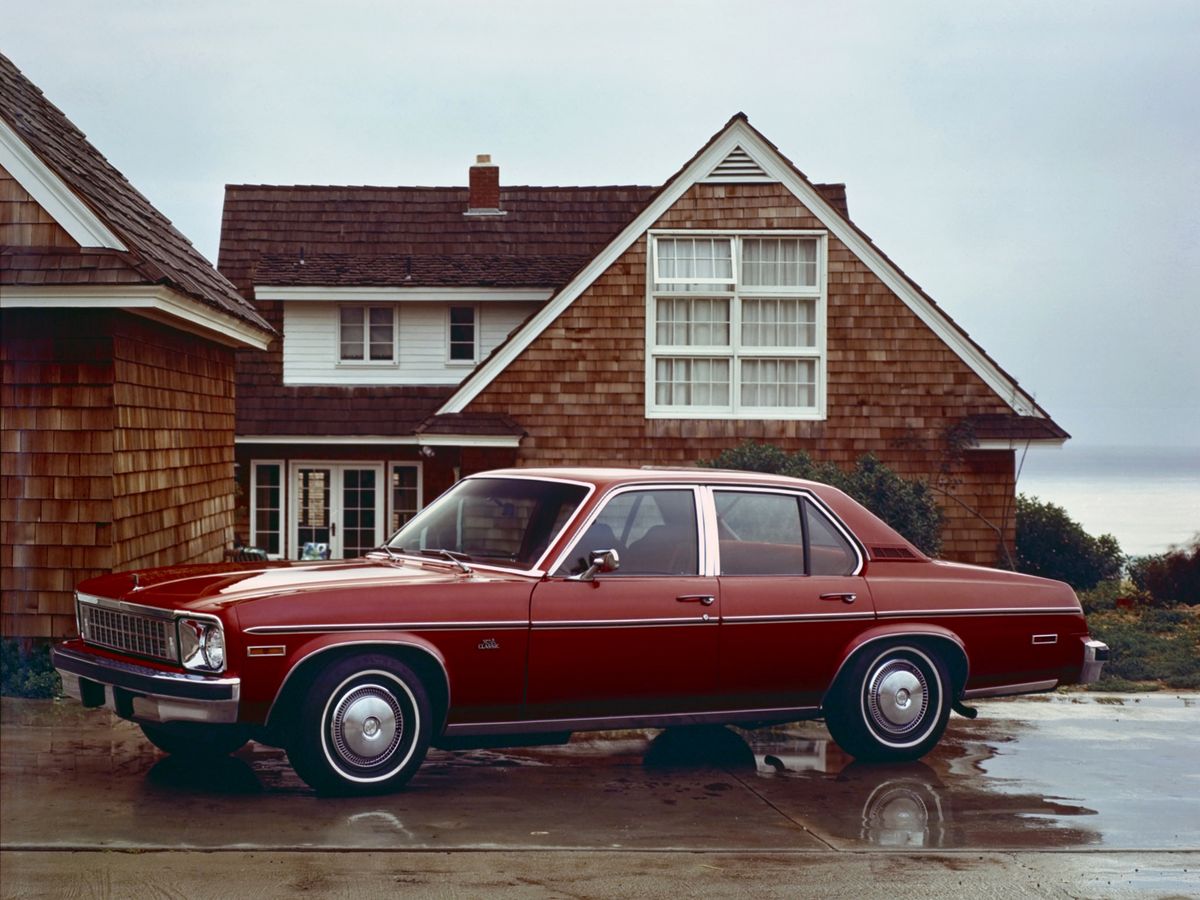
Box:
(1084, 606, 1200, 689)
(700, 442, 943, 555)
(1128, 538, 1200, 606)
(1015, 494, 1124, 590)
(0, 639, 62, 698)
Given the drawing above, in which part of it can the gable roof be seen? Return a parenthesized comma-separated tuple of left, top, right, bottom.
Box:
(438, 113, 1058, 432)
(0, 52, 272, 343)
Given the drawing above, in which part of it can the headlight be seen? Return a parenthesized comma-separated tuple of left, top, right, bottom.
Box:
(178, 617, 226, 672)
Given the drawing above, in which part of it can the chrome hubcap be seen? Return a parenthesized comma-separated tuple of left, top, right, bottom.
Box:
(867, 660, 929, 736)
(330, 684, 403, 768)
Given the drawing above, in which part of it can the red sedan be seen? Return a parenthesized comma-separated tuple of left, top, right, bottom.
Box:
(52, 468, 1108, 794)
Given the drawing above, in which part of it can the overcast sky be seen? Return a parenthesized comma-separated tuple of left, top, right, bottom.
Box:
(6, 1, 1199, 449)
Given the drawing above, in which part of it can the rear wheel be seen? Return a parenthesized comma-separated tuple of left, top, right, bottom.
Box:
(824, 644, 950, 762)
(140, 722, 250, 757)
(286, 654, 431, 795)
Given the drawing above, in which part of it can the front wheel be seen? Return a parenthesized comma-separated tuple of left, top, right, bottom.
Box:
(824, 644, 951, 762)
(287, 655, 431, 795)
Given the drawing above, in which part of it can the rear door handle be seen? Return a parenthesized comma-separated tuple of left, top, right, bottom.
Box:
(676, 594, 715, 606)
(819, 592, 857, 604)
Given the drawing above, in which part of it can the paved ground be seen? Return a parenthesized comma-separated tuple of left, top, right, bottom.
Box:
(2, 692, 1197, 897)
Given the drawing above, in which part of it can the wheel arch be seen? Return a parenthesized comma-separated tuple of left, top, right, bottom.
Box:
(265, 636, 451, 743)
(823, 625, 970, 710)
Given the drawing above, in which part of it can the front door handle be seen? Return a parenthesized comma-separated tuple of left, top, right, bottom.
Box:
(676, 594, 715, 606)
(819, 592, 857, 604)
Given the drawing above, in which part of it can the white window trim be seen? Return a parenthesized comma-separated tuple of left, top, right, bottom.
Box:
(337, 304, 398, 367)
(445, 304, 480, 366)
(288, 460, 387, 560)
(645, 230, 828, 421)
(387, 460, 424, 536)
(249, 460, 286, 560)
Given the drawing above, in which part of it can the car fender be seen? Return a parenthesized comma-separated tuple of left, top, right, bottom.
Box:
(825, 623, 970, 706)
(264, 631, 452, 736)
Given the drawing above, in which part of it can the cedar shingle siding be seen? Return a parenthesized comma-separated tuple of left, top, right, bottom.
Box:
(1, 310, 239, 638)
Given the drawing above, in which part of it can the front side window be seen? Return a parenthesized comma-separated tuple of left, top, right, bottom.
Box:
(339, 305, 395, 362)
(648, 234, 824, 418)
(555, 489, 698, 577)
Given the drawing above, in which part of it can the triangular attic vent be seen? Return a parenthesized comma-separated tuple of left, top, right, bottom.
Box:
(703, 145, 775, 183)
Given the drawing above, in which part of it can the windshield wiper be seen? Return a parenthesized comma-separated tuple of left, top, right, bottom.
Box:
(370, 543, 401, 562)
(419, 548, 474, 574)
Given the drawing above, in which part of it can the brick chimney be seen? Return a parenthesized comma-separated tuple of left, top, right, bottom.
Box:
(466, 154, 504, 216)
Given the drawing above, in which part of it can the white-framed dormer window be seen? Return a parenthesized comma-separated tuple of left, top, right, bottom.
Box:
(646, 231, 827, 420)
(339, 305, 396, 363)
(447, 305, 478, 364)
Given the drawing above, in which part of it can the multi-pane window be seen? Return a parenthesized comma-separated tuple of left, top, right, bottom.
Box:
(250, 462, 283, 557)
(339, 306, 395, 362)
(390, 464, 421, 532)
(648, 234, 824, 418)
(448, 306, 477, 363)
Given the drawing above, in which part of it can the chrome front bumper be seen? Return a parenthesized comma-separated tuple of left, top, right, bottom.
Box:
(1080, 638, 1110, 684)
(52, 644, 240, 725)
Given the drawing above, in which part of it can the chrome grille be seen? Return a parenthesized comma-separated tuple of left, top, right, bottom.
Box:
(79, 600, 176, 663)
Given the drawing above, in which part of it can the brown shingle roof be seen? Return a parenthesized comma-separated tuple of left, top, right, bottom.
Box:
(219, 182, 850, 297)
(0, 52, 271, 336)
(0, 246, 145, 285)
(255, 252, 593, 288)
(237, 385, 453, 436)
(963, 413, 1070, 443)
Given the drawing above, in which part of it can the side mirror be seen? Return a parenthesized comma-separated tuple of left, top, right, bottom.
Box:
(569, 548, 620, 582)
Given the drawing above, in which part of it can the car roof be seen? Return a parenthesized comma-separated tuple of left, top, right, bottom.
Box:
(470, 466, 831, 492)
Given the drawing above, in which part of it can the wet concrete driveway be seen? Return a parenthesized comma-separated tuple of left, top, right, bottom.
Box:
(2, 692, 1198, 896)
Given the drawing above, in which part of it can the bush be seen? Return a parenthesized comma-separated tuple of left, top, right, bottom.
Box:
(1128, 538, 1200, 606)
(700, 442, 943, 555)
(0, 639, 62, 699)
(1015, 494, 1124, 590)
(1085, 606, 1200, 689)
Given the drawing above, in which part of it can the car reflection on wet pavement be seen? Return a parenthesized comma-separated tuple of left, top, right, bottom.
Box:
(1, 693, 1196, 854)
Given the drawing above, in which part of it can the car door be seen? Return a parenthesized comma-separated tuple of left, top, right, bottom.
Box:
(712, 488, 874, 710)
(526, 486, 720, 722)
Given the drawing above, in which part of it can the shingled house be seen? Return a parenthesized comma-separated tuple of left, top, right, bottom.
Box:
(1, 54, 274, 638)
(219, 115, 1066, 567)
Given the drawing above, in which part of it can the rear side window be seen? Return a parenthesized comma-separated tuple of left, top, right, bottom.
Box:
(715, 490, 857, 576)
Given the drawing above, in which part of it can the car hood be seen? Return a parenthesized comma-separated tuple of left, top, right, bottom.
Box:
(75, 557, 521, 616)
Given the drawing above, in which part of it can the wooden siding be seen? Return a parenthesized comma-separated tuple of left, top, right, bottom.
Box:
(459, 183, 1020, 564)
(281, 301, 539, 386)
(0, 165, 78, 248)
(111, 318, 238, 571)
(2, 309, 114, 638)
(1, 310, 240, 639)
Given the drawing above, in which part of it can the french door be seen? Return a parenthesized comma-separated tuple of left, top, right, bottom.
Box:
(290, 463, 385, 559)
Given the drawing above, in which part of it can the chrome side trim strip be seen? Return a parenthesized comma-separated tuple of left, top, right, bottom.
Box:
(245, 620, 528, 635)
(532, 617, 714, 629)
(876, 607, 1079, 619)
(443, 704, 822, 737)
(962, 679, 1058, 699)
(723, 612, 876, 624)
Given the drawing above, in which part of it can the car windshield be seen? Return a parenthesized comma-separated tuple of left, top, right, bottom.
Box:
(386, 477, 589, 569)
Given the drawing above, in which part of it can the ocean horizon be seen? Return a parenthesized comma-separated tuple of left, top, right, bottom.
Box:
(1016, 445, 1199, 558)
